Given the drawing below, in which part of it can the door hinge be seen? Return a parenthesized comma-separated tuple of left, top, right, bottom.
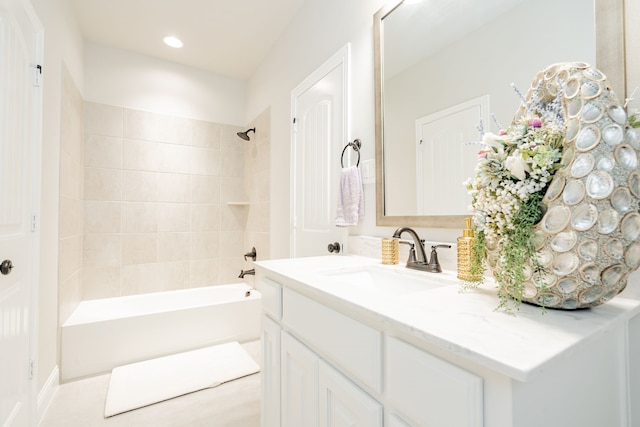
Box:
(31, 214, 37, 232)
(292, 117, 297, 133)
(28, 359, 35, 380)
(34, 64, 42, 87)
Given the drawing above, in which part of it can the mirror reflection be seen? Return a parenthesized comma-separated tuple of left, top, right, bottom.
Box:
(376, 0, 595, 226)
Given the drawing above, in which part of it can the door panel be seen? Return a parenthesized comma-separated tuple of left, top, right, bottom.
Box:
(0, 0, 41, 424)
(291, 46, 349, 257)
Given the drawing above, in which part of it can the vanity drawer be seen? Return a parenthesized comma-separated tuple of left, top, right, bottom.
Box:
(282, 288, 382, 392)
(386, 336, 483, 427)
(261, 277, 282, 320)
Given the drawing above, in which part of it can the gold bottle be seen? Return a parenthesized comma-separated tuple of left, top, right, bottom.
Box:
(457, 217, 481, 281)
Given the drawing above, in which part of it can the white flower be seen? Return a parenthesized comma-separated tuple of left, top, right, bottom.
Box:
(504, 152, 529, 180)
(482, 132, 506, 154)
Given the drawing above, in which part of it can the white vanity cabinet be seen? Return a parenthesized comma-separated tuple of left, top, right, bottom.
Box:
(262, 281, 383, 427)
(256, 256, 640, 427)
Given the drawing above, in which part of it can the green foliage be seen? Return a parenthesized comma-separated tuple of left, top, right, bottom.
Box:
(493, 192, 546, 313)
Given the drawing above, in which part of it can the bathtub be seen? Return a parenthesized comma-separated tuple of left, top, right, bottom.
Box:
(61, 283, 261, 381)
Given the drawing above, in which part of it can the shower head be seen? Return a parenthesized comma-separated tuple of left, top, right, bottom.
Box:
(237, 128, 256, 141)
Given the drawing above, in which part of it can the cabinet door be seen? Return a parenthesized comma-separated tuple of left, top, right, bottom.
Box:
(262, 315, 281, 427)
(386, 337, 483, 427)
(318, 360, 383, 427)
(281, 331, 319, 427)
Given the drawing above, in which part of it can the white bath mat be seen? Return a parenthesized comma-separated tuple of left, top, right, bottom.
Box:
(104, 341, 260, 417)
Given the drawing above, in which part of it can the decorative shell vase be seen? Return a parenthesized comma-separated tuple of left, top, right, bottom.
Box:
(487, 62, 639, 309)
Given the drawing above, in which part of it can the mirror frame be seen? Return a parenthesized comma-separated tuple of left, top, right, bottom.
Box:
(374, 0, 626, 228)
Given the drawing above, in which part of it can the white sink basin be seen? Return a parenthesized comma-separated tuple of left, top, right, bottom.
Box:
(319, 264, 455, 300)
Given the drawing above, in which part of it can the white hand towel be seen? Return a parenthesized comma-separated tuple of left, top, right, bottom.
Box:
(335, 165, 364, 227)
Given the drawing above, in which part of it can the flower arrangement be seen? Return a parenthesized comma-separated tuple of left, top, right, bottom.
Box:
(463, 86, 566, 312)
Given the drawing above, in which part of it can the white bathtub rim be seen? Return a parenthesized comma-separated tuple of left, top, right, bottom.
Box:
(64, 283, 260, 326)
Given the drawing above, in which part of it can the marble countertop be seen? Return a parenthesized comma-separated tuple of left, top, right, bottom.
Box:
(255, 255, 640, 382)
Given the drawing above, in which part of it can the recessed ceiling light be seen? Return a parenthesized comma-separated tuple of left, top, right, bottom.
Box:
(163, 36, 183, 48)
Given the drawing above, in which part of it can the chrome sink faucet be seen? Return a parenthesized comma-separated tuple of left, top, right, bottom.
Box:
(392, 227, 450, 273)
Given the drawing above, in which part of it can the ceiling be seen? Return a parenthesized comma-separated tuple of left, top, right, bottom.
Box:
(70, 0, 305, 80)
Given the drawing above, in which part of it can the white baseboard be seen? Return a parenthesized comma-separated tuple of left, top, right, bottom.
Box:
(37, 365, 59, 423)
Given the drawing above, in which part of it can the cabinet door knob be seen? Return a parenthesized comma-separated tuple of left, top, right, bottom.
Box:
(1, 259, 14, 275)
(327, 242, 341, 254)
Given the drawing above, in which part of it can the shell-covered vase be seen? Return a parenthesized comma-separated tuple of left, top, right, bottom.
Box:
(486, 62, 639, 309)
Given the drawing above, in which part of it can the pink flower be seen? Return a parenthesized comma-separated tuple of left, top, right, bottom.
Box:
(478, 148, 490, 159)
(529, 118, 542, 128)
(499, 129, 507, 136)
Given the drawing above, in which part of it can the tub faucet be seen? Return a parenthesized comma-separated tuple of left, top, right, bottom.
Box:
(239, 269, 255, 278)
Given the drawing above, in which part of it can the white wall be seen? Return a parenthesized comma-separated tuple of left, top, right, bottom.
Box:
(30, 0, 84, 394)
(246, 0, 389, 259)
(83, 42, 246, 125)
(384, 0, 594, 216)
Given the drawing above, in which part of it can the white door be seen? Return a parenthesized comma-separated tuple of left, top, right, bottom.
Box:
(0, 0, 42, 425)
(416, 95, 489, 216)
(291, 45, 349, 257)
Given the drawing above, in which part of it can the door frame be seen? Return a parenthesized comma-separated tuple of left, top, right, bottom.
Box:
(289, 44, 351, 257)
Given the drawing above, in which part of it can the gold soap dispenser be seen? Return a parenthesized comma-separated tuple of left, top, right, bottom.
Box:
(457, 217, 481, 281)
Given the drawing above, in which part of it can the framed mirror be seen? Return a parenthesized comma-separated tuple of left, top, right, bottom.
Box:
(375, 0, 626, 228)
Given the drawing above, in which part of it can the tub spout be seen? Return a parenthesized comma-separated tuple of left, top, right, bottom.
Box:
(239, 269, 255, 278)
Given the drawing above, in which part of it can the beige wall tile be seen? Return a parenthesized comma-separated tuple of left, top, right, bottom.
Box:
(221, 124, 245, 147)
(122, 202, 158, 233)
(59, 236, 82, 282)
(220, 177, 245, 202)
(158, 232, 190, 262)
(123, 139, 158, 171)
(220, 231, 244, 258)
(190, 204, 220, 231)
(190, 259, 220, 287)
(60, 152, 82, 199)
(121, 264, 160, 296)
(158, 202, 191, 232)
(192, 120, 221, 149)
(190, 147, 220, 176)
(155, 261, 190, 291)
(190, 231, 220, 260)
(220, 149, 244, 177)
(77, 103, 272, 299)
(59, 272, 82, 325)
(122, 233, 157, 265)
(85, 102, 123, 137)
(123, 109, 159, 141)
(158, 173, 191, 202)
(158, 143, 191, 174)
(221, 205, 247, 231)
(220, 257, 243, 285)
(83, 234, 121, 268)
(60, 196, 82, 239)
(85, 135, 122, 169)
(191, 175, 220, 203)
(247, 202, 270, 233)
(82, 266, 121, 299)
(122, 170, 158, 201)
(158, 116, 194, 146)
(84, 167, 122, 201)
(84, 201, 121, 234)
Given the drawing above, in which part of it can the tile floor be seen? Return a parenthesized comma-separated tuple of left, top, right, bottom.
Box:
(39, 341, 261, 427)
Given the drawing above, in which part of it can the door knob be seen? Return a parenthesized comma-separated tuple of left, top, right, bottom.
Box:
(327, 242, 341, 254)
(1, 259, 14, 275)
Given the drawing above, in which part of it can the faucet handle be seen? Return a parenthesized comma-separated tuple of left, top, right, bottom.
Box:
(427, 244, 451, 273)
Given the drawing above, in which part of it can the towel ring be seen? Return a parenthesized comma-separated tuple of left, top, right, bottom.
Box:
(340, 139, 361, 168)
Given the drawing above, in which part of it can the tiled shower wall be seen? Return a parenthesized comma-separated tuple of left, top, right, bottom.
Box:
(78, 102, 269, 299)
(58, 67, 84, 323)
